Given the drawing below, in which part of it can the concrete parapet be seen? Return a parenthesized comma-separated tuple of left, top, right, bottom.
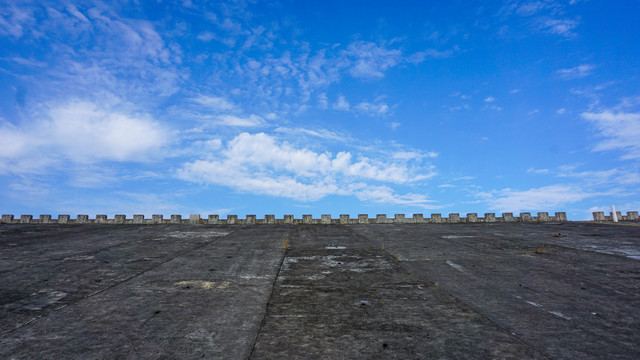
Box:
(5, 210, 630, 225)
(555, 212, 567, 221)
(376, 214, 388, 224)
(502, 213, 515, 222)
(448, 213, 460, 223)
(520, 212, 532, 222)
(2, 215, 15, 224)
(537, 212, 549, 222)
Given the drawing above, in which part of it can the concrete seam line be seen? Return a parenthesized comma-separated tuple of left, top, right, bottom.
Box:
(248, 228, 293, 359)
(345, 225, 553, 360)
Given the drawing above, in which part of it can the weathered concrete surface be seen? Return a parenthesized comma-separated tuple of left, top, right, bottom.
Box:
(1, 222, 639, 359)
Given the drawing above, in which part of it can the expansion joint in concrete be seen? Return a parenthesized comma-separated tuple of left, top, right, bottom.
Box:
(248, 229, 293, 359)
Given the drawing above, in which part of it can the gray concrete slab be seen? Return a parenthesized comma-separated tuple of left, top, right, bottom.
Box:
(0, 222, 639, 359)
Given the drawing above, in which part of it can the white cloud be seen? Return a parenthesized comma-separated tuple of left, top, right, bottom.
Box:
(557, 64, 595, 79)
(527, 168, 549, 174)
(484, 96, 495, 102)
(177, 132, 435, 205)
(556, 108, 566, 114)
(274, 127, 348, 142)
(355, 101, 390, 117)
(217, 114, 264, 127)
(333, 95, 350, 111)
(190, 95, 237, 112)
(406, 48, 456, 63)
(0, 100, 169, 173)
(538, 18, 579, 37)
(484, 185, 596, 212)
(343, 41, 402, 79)
(581, 111, 640, 159)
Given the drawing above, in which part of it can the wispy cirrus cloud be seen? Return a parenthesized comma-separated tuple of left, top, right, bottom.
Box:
(582, 110, 640, 159)
(480, 185, 599, 213)
(557, 64, 595, 79)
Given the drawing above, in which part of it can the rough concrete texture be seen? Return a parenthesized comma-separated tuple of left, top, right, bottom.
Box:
(1, 222, 639, 359)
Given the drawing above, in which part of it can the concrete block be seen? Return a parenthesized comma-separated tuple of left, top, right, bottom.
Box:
(592, 211, 605, 221)
(613, 211, 622, 220)
(265, 215, 275, 224)
(484, 213, 496, 222)
(1, 215, 14, 224)
(448, 213, 460, 223)
(395, 214, 406, 223)
(303, 215, 313, 224)
(413, 214, 425, 223)
(376, 214, 387, 224)
(227, 215, 238, 225)
(206, 215, 218, 224)
(340, 214, 350, 224)
(627, 211, 639, 220)
(555, 212, 567, 221)
(358, 214, 368, 224)
(502, 213, 515, 222)
(96, 215, 108, 224)
(151, 215, 163, 224)
(58, 215, 70, 224)
(40, 215, 52, 224)
(537, 212, 549, 222)
(171, 215, 182, 224)
(133, 215, 144, 224)
(321, 214, 331, 224)
(467, 213, 478, 223)
(520, 212, 532, 222)
(189, 214, 201, 224)
(114, 215, 126, 224)
(246, 215, 256, 224)
(77, 215, 89, 224)
(20, 215, 33, 224)
(282, 215, 293, 224)
(430, 214, 442, 223)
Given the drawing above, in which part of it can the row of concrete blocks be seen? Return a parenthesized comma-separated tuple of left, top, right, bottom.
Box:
(592, 211, 639, 221)
(1, 212, 567, 225)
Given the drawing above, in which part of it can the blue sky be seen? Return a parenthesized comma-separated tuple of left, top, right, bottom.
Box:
(1, 0, 639, 220)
